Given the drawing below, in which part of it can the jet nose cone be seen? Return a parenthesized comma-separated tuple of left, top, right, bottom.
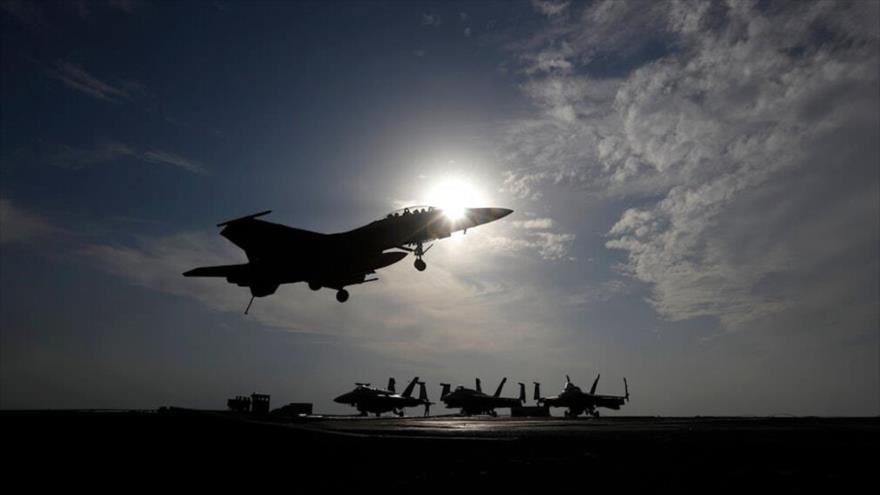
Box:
(493, 208, 514, 220)
(462, 207, 514, 227)
(333, 394, 349, 404)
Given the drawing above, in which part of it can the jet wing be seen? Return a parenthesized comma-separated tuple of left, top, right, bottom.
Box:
(219, 215, 327, 261)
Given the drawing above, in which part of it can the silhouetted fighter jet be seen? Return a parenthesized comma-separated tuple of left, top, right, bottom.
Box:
(183, 206, 513, 312)
(439, 377, 525, 416)
(333, 377, 431, 417)
(535, 374, 629, 417)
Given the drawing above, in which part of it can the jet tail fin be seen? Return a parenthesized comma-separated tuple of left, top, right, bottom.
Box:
(590, 374, 601, 395)
(517, 382, 525, 403)
(475, 378, 482, 394)
(624, 377, 629, 402)
(418, 381, 429, 402)
(440, 383, 451, 400)
(402, 377, 419, 398)
(533, 382, 541, 402)
(387, 377, 396, 394)
(493, 377, 507, 398)
(401, 377, 419, 397)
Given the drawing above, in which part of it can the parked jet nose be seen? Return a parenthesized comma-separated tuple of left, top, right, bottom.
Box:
(333, 392, 354, 404)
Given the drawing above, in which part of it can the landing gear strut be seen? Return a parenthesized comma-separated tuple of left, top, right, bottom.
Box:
(413, 242, 430, 271)
(336, 289, 349, 303)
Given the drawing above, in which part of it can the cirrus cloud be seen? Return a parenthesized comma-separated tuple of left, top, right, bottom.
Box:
(502, 0, 879, 332)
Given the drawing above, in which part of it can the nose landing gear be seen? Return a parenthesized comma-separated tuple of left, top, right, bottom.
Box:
(336, 289, 349, 303)
(414, 258, 426, 271)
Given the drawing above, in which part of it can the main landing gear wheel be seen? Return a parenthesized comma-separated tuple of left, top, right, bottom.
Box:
(336, 289, 349, 303)
(414, 259, 427, 271)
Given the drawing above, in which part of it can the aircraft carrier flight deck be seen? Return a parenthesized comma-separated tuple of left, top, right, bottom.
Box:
(3, 409, 877, 492)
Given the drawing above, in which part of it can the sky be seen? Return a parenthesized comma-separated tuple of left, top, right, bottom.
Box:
(0, 0, 877, 416)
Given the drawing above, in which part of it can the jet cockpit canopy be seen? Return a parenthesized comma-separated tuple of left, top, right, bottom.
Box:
(384, 205, 437, 219)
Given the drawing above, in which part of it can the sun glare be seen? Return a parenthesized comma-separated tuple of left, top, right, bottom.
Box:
(423, 177, 487, 221)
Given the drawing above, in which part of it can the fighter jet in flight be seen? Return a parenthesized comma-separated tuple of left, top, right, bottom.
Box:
(439, 377, 525, 416)
(183, 206, 513, 312)
(334, 377, 431, 417)
(535, 374, 629, 417)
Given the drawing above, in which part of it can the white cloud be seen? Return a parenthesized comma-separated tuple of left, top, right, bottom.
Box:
(80, 227, 571, 357)
(50, 61, 131, 103)
(141, 150, 207, 174)
(421, 13, 440, 26)
(511, 218, 554, 230)
(483, 230, 575, 261)
(565, 279, 629, 307)
(479, 214, 575, 260)
(531, 0, 569, 17)
(503, 0, 879, 331)
(0, 199, 56, 245)
(51, 140, 206, 174)
(0, 0, 44, 25)
(522, 43, 575, 75)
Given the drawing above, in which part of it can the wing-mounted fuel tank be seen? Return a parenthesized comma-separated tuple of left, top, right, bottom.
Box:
(373, 251, 408, 270)
(249, 283, 279, 297)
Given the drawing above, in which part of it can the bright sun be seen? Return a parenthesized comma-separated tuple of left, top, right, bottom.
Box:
(423, 177, 487, 221)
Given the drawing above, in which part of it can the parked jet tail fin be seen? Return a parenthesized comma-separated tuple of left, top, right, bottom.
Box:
(624, 377, 629, 402)
(475, 378, 482, 394)
(402, 377, 419, 398)
(418, 381, 429, 402)
(387, 377, 396, 394)
(216, 210, 272, 227)
(440, 383, 451, 400)
(533, 382, 541, 402)
(517, 382, 525, 403)
(493, 377, 507, 398)
(590, 374, 601, 395)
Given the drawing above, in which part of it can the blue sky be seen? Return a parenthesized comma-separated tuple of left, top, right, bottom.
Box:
(1, 0, 877, 416)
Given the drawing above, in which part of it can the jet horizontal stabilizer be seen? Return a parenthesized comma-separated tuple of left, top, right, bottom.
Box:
(183, 264, 249, 278)
(216, 210, 272, 227)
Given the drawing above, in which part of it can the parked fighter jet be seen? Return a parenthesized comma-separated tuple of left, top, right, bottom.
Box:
(439, 377, 525, 416)
(535, 374, 629, 417)
(183, 206, 513, 312)
(333, 377, 431, 417)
